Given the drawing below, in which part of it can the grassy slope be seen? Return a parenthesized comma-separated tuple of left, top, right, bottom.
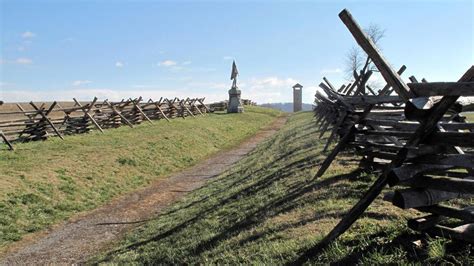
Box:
(0, 106, 280, 249)
(94, 111, 473, 264)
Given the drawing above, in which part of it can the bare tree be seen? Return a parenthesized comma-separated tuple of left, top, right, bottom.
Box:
(345, 23, 385, 81)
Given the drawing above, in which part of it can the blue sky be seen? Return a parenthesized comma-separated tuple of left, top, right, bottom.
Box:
(1, 0, 473, 103)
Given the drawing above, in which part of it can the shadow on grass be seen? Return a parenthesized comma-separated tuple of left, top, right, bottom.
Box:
(96, 167, 361, 263)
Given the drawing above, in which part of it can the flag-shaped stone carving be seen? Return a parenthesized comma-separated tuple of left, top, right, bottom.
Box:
(228, 60, 244, 113)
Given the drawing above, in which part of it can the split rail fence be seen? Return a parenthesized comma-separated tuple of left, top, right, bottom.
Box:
(0, 97, 209, 150)
(311, 9, 474, 248)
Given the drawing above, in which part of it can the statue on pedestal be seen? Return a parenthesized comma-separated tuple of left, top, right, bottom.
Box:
(227, 60, 244, 113)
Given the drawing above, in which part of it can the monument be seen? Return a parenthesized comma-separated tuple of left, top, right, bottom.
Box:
(227, 61, 244, 113)
(293, 83, 303, 112)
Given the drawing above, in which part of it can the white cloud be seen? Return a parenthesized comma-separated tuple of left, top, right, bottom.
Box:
(320, 68, 342, 74)
(15, 58, 33, 64)
(21, 31, 36, 38)
(115, 61, 124, 67)
(235, 76, 300, 104)
(182, 61, 192, 65)
(72, 80, 92, 86)
(247, 76, 298, 90)
(158, 60, 177, 67)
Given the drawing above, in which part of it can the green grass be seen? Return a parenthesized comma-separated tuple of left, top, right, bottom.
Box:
(93, 111, 473, 264)
(0, 106, 281, 249)
(464, 112, 474, 122)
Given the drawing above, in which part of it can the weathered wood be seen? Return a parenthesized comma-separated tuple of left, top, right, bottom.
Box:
(339, 9, 413, 101)
(425, 224, 474, 243)
(379, 65, 407, 96)
(403, 175, 474, 194)
(343, 95, 402, 104)
(0, 130, 14, 150)
(323, 110, 347, 152)
(392, 188, 472, 209)
(407, 215, 443, 231)
(30, 102, 64, 140)
(131, 98, 153, 124)
(105, 100, 134, 128)
(408, 82, 474, 96)
(417, 205, 474, 223)
(315, 106, 372, 177)
(73, 98, 104, 133)
(312, 66, 474, 251)
(353, 71, 373, 96)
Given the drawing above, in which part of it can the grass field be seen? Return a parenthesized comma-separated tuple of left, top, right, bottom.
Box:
(93, 111, 473, 264)
(0, 106, 281, 250)
(465, 112, 474, 122)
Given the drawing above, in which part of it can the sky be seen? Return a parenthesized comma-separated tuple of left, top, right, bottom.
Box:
(0, 0, 473, 104)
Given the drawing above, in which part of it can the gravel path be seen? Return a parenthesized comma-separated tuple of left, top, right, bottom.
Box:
(1, 115, 287, 265)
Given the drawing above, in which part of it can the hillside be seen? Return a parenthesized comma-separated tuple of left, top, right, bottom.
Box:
(93, 111, 473, 264)
(0, 106, 280, 250)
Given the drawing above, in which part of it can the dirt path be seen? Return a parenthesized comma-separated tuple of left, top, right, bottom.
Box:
(1, 115, 287, 265)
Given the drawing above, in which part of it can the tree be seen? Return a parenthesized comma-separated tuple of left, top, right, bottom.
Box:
(344, 24, 385, 81)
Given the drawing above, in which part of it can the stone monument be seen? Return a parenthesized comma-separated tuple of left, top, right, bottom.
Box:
(293, 83, 303, 112)
(227, 60, 244, 113)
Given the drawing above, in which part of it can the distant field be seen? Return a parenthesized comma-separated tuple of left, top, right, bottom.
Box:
(464, 112, 474, 122)
(0, 106, 281, 249)
(0, 102, 87, 120)
(93, 111, 473, 264)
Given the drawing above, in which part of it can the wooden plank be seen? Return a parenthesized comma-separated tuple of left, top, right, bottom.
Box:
(339, 9, 413, 101)
(425, 224, 474, 243)
(428, 132, 474, 147)
(187, 98, 204, 116)
(153, 101, 170, 122)
(407, 215, 443, 231)
(131, 98, 153, 124)
(343, 95, 402, 104)
(73, 97, 104, 133)
(198, 98, 210, 113)
(392, 188, 471, 209)
(180, 99, 195, 118)
(311, 66, 474, 251)
(353, 71, 373, 96)
(30, 102, 64, 140)
(323, 111, 347, 152)
(403, 175, 474, 194)
(408, 82, 474, 96)
(315, 105, 372, 177)
(417, 205, 474, 222)
(379, 65, 407, 96)
(105, 100, 134, 128)
(0, 130, 14, 150)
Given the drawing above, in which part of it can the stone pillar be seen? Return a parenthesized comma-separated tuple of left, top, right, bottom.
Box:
(227, 87, 243, 113)
(227, 60, 244, 113)
(293, 83, 303, 112)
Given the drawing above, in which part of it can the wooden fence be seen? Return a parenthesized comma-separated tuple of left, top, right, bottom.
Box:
(209, 99, 256, 112)
(0, 97, 209, 150)
(311, 8, 474, 248)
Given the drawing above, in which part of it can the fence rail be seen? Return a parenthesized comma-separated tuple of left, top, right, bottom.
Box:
(0, 97, 209, 150)
(310, 8, 474, 250)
